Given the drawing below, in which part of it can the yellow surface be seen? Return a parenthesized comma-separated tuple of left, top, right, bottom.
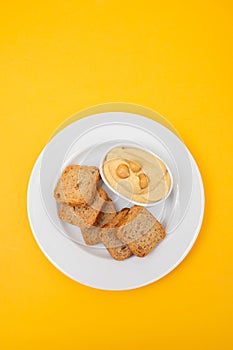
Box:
(0, 1, 232, 349)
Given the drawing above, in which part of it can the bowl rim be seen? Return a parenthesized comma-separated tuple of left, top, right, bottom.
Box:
(99, 144, 174, 207)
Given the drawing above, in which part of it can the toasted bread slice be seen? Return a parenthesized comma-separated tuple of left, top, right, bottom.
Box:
(115, 205, 166, 257)
(73, 187, 108, 227)
(99, 208, 132, 260)
(128, 221, 166, 257)
(58, 187, 107, 227)
(81, 199, 116, 245)
(58, 204, 85, 227)
(54, 165, 100, 206)
(96, 199, 117, 226)
(58, 188, 115, 245)
(80, 199, 116, 245)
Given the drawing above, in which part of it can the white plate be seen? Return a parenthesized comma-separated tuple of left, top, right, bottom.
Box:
(27, 114, 204, 290)
(39, 113, 193, 244)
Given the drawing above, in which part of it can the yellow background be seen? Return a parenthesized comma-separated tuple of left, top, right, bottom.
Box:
(0, 1, 232, 349)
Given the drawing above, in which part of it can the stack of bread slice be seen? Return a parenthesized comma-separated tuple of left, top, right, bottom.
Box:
(54, 165, 166, 260)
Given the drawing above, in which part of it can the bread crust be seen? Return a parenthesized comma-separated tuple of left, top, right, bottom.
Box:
(54, 165, 100, 206)
(115, 205, 166, 257)
(81, 199, 116, 245)
(99, 209, 132, 260)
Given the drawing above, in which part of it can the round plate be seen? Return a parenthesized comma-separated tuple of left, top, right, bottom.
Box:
(27, 110, 204, 290)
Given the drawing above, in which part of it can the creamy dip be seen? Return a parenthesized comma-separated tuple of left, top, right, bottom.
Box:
(102, 147, 171, 204)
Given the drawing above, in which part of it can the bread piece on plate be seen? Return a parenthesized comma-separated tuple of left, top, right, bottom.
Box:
(58, 187, 107, 227)
(99, 208, 132, 260)
(58, 188, 115, 245)
(96, 199, 117, 227)
(58, 204, 84, 227)
(54, 165, 100, 206)
(115, 205, 166, 257)
(81, 199, 116, 245)
(74, 187, 108, 227)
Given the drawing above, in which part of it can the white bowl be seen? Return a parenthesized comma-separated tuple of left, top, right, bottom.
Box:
(99, 144, 173, 207)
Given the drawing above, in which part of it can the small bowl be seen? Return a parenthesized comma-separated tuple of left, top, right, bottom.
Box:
(99, 144, 173, 207)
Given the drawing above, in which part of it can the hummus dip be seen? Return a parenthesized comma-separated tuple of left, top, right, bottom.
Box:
(102, 146, 171, 204)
